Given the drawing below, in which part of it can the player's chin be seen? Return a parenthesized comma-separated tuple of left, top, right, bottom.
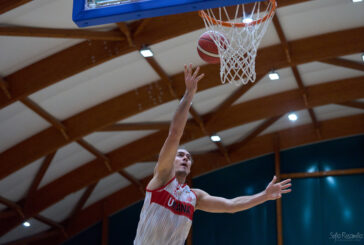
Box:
(176, 169, 189, 176)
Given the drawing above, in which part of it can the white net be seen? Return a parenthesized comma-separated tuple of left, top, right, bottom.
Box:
(200, 0, 276, 85)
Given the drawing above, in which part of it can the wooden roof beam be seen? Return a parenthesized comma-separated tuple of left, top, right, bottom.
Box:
(76, 139, 112, 172)
(273, 134, 283, 245)
(205, 72, 267, 127)
(228, 115, 283, 154)
(0, 0, 32, 15)
(116, 23, 134, 47)
(0, 77, 12, 99)
(24, 152, 56, 209)
(118, 170, 145, 196)
(0, 196, 24, 219)
(34, 214, 67, 237)
(273, 15, 321, 138)
(21, 97, 69, 140)
(281, 168, 364, 179)
(320, 58, 364, 72)
(67, 182, 98, 228)
(98, 122, 170, 131)
(336, 101, 364, 110)
(0, 26, 126, 41)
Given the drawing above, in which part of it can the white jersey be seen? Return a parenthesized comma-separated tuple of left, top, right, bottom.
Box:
(134, 177, 197, 245)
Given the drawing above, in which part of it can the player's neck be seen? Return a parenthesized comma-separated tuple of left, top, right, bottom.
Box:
(175, 173, 187, 185)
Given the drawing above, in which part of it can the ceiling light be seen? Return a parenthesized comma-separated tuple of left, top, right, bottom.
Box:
(352, 0, 363, 3)
(361, 53, 364, 62)
(268, 71, 280, 80)
(243, 17, 253, 24)
(288, 113, 298, 121)
(23, 221, 31, 227)
(139, 46, 153, 58)
(210, 135, 221, 142)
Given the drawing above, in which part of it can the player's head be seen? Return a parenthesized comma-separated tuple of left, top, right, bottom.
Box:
(174, 148, 193, 177)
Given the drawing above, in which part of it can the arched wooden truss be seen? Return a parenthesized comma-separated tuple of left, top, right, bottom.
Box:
(0, 0, 363, 244)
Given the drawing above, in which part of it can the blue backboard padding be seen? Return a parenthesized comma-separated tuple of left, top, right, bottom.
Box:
(73, 0, 264, 27)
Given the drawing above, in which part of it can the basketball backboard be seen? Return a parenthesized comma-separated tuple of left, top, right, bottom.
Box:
(73, 0, 263, 27)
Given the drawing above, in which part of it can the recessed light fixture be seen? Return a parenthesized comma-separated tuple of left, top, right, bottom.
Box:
(268, 70, 280, 80)
(210, 134, 221, 142)
(23, 221, 31, 227)
(139, 46, 153, 58)
(288, 113, 298, 121)
(361, 53, 364, 62)
(352, 0, 363, 3)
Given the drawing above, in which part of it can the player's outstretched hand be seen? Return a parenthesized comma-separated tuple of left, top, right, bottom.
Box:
(184, 64, 204, 94)
(264, 176, 292, 200)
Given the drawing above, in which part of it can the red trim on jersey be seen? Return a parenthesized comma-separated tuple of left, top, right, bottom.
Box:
(146, 177, 176, 192)
(151, 190, 194, 220)
(190, 189, 198, 200)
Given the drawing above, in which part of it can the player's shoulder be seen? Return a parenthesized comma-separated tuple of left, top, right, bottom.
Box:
(191, 188, 209, 199)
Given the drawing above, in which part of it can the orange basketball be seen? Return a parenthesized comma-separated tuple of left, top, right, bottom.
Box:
(197, 31, 227, 64)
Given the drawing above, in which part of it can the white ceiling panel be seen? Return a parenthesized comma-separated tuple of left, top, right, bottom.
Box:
(29, 52, 160, 120)
(0, 217, 50, 244)
(217, 119, 265, 146)
(0, 0, 77, 29)
(259, 21, 281, 48)
(192, 84, 239, 115)
(120, 99, 191, 123)
(124, 162, 156, 180)
(277, 0, 364, 41)
(260, 109, 312, 136)
(181, 136, 218, 153)
(40, 187, 86, 223)
(297, 62, 364, 87)
(29, 51, 142, 103)
(84, 173, 130, 208)
(0, 36, 82, 76)
(313, 104, 364, 122)
(83, 130, 157, 154)
(0, 157, 44, 202)
(39, 143, 95, 188)
(152, 28, 207, 76)
(234, 67, 298, 104)
(0, 102, 51, 153)
(340, 53, 364, 63)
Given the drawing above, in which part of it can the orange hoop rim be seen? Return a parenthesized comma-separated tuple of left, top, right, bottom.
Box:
(199, 0, 276, 28)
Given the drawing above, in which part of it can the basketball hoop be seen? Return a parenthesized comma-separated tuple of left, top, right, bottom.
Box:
(199, 0, 276, 85)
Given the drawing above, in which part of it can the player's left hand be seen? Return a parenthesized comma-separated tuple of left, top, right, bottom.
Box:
(264, 176, 291, 200)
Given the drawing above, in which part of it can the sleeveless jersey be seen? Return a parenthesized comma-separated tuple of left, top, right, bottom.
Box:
(134, 177, 197, 245)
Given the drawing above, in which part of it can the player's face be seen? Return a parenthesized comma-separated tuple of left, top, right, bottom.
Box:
(174, 149, 192, 175)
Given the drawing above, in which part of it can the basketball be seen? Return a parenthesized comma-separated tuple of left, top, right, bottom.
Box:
(197, 31, 228, 64)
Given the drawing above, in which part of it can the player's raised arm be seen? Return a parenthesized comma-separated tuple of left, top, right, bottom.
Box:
(193, 176, 291, 213)
(147, 64, 204, 190)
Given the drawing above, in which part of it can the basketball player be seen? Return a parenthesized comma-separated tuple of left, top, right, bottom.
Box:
(134, 64, 292, 245)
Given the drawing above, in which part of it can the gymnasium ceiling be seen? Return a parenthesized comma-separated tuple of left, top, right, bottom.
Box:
(0, 0, 363, 243)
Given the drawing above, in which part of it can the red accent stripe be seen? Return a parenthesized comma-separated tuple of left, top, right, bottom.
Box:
(146, 177, 176, 192)
(190, 189, 198, 200)
(151, 190, 194, 220)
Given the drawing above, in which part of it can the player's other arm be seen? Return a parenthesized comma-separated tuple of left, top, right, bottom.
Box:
(146, 65, 204, 190)
(193, 176, 291, 213)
